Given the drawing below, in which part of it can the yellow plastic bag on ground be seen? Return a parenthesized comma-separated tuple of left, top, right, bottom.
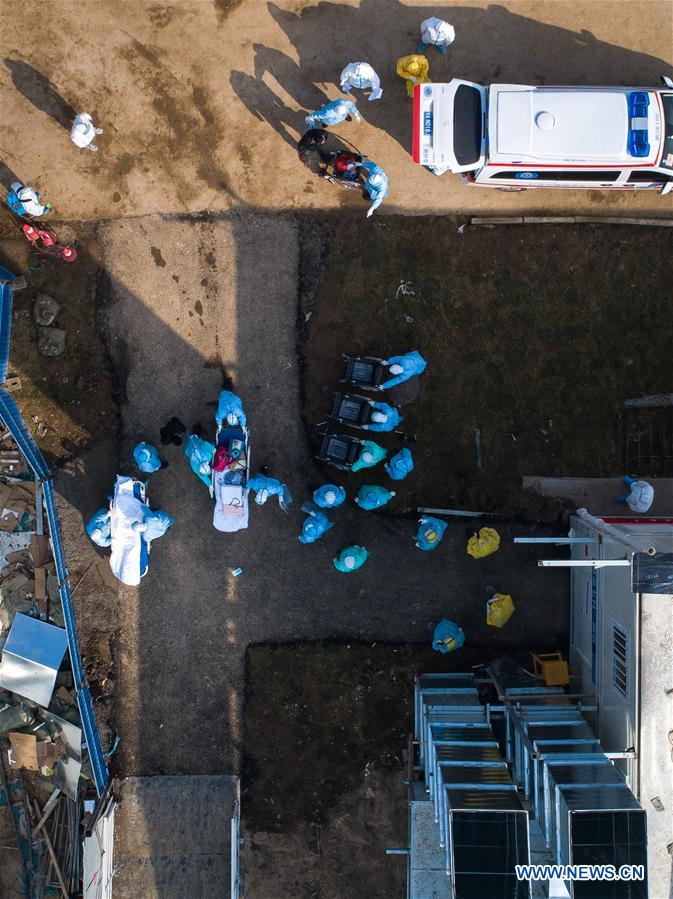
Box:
(396, 54, 431, 98)
(466, 527, 500, 559)
(486, 593, 514, 628)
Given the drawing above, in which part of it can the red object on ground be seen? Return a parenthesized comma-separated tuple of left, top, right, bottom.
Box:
(412, 83, 421, 163)
(61, 245, 77, 262)
(334, 152, 360, 175)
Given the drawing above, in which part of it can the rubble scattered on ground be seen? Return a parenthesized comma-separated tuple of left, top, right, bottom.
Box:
(37, 326, 67, 357)
(0, 432, 98, 895)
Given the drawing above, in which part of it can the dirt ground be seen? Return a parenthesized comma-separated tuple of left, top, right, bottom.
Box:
(304, 220, 673, 516)
(1, 1, 672, 219)
(242, 642, 528, 899)
(0, 232, 117, 465)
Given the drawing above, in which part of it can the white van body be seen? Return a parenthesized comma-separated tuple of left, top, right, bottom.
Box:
(412, 79, 673, 192)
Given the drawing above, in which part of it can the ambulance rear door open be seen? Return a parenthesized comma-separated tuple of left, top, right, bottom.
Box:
(412, 80, 487, 172)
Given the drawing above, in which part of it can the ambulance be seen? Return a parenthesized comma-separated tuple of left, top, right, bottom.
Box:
(412, 78, 673, 193)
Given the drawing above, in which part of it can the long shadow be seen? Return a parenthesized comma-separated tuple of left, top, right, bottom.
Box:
(264, 0, 673, 153)
(3, 211, 574, 896)
(0, 159, 22, 191)
(4, 59, 76, 130)
(231, 44, 330, 149)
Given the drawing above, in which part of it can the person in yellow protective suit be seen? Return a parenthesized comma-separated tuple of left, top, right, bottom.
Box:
(396, 54, 430, 98)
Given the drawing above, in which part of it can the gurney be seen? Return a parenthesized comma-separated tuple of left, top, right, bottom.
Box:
(211, 424, 251, 533)
(109, 475, 150, 586)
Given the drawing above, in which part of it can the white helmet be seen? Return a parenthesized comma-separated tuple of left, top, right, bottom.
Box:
(368, 172, 385, 188)
(91, 527, 103, 542)
(226, 412, 238, 427)
(255, 488, 269, 505)
(75, 122, 89, 134)
(389, 363, 403, 375)
(324, 489, 337, 505)
(361, 451, 373, 463)
(343, 554, 356, 569)
(371, 411, 387, 423)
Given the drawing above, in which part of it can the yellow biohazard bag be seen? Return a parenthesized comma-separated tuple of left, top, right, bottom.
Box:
(466, 527, 500, 559)
(486, 593, 515, 628)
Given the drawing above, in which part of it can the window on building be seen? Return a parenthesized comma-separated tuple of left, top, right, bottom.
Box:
(612, 623, 628, 698)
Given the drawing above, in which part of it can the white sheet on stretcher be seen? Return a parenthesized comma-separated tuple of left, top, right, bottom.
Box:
(213, 473, 249, 532)
(110, 476, 147, 586)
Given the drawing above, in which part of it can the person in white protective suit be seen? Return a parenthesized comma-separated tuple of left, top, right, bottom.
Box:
(70, 112, 103, 151)
(418, 17, 456, 54)
(9, 182, 51, 217)
(617, 477, 654, 513)
(339, 62, 383, 100)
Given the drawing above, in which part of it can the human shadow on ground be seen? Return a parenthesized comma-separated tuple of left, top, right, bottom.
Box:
(0, 159, 22, 192)
(257, 0, 673, 154)
(4, 59, 76, 130)
(231, 44, 330, 149)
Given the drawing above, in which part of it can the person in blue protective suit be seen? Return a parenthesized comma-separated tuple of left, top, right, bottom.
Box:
(299, 510, 334, 544)
(415, 516, 447, 551)
(216, 390, 247, 428)
(352, 440, 387, 471)
(385, 447, 414, 481)
(305, 99, 361, 129)
(358, 161, 389, 217)
(432, 619, 465, 653)
(363, 402, 402, 432)
(133, 442, 162, 473)
(313, 484, 346, 508)
(184, 433, 215, 488)
(355, 484, 395, 510)
(86, 508, 112, 547)
(247, 472, 292, 511)
(141, 509, 174, 547)
(380, 351, 427, 390)
(333, 545, 368, 572)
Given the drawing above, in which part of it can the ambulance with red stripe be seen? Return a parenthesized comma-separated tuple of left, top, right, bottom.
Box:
(412, 78, 673, 193)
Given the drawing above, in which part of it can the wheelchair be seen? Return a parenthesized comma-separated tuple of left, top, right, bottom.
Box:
(317, 431, 366, 471)
(341, 354, 387, 391)
(328, 392, 377, 429)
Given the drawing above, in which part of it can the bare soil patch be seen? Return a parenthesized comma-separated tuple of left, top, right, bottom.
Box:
(303, 220, 673, 517)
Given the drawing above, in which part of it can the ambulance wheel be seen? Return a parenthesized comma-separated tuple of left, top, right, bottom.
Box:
(496, 187, 527, 192)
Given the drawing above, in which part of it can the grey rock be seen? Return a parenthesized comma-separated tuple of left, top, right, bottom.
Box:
(33, 293, 62, 327)
(38, 327, 66, 357)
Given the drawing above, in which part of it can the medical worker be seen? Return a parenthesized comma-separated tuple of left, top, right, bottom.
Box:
(142, 509, 174, 547)
(305, 98, 361, 129)
(216, 390, 247, 428)
(418, 17, 455, 53)
(415, 516, 447, 551)
(396, 55, 430, 98)
(363, 401, 402, 432)
(333, 545, 368, 573)
(8, 182, 51, 218)
(380, 351, 427, 389)
(313, 484, 346, 508)
(355, 485, 395, 510)
(432, 619, 464, 653)
(184, 433, 215, 487)
(385, 448, 414, 481)
(617, 477, 654, 513)
(352, 441, 387, 472)
(359, 161, 388, 217)
(70, 112, 103, 152)
(86, 508, 112, 547)
(133, 442, 162, 473)
(340, 61, 382, 100)
(247, 472, 292, 511)
(299, 510, 334, 544)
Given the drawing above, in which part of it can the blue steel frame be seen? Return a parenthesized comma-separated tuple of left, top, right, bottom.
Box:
(0, 283, 109, 795)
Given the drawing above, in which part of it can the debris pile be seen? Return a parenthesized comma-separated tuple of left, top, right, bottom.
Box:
(0, 433, 99, 896)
